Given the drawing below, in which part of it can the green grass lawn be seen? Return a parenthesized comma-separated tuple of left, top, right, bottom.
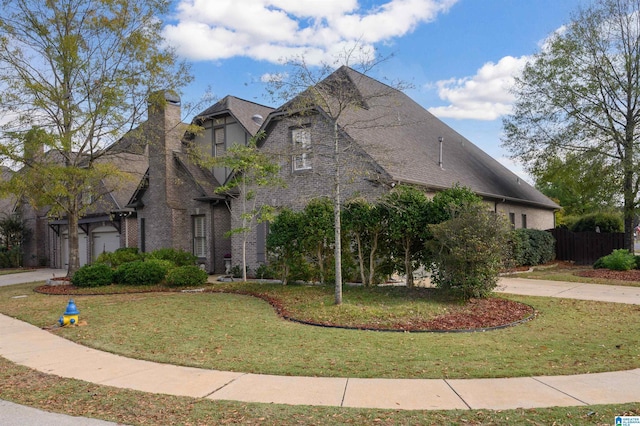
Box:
(1, 281, 638, 380)
(1, 279, 639, 424)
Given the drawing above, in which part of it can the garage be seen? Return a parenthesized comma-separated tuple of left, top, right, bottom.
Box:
(62, 231, 88, 267)
(92, 226, 121, 261)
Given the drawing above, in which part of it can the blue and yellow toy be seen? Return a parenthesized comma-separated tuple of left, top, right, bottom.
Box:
(59, 299, 79, 326)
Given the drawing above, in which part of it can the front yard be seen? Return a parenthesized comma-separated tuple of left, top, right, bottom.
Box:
(0, 280, 638, 380)
(1, 274, 639, 424)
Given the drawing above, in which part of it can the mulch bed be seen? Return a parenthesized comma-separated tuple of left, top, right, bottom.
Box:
(574, 268, 640, 281)
(35, 284, 535, 332)
(33, 284, 175, 295)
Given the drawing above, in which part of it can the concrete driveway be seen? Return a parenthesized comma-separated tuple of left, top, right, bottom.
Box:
(0, 269, 67, 287)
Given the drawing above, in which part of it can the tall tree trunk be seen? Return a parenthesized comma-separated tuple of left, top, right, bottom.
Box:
(355, 234, 367, 286)
(333, 121, 342, 305)
(67, 210, 80, 277)
(404, 239, 414, 288)
(368, 233, 378, 286)
(317, 245, 325, 284)
(623, 138, 635, 254)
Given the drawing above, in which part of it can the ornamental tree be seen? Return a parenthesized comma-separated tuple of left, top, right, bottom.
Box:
(0, 0, 191, 275)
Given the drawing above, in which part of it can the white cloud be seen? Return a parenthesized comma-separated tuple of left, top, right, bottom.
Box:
(164, 0, 458, 65)
(428, 55, 529, 121)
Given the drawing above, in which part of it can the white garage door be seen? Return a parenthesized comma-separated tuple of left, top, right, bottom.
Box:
(62, 231, 88, 267)
(92, 226, 121, 260)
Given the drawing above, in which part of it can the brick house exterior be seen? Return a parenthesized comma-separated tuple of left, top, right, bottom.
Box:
(2, 67, 558, 273)
(230, 66, 559, 272)
(131, 93, 273, 273)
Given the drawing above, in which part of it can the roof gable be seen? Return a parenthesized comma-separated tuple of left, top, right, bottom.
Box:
(291, 66, 558, 209)
(196, 96, 274, 137)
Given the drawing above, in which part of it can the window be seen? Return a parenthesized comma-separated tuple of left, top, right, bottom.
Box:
(140, 218, 146, 252)
(509, 212, 516, 229)
(256, 221, 269, 264)
(521, 214, 527, 229)
(214, 127, 225, 157)
(193, 216, 206, 258)
(292, 127, 311, 170)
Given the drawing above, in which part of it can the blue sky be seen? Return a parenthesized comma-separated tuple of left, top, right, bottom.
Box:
(162, 0, 588, 180)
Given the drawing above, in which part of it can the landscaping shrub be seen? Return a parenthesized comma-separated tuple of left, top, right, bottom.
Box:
(145, 258, 174, 276)
(95, 247, 143, 267)
(71, 263, 113, 287)
(599, 249, 636, 271)
(255, 263, 274, 279)
(593, 256, 607, 269)
(113, 260, 166, 285)
(509, 229, 555, 266)
(428, 203, 511, 300)
(147, 248, 197, 267)
(0, 246, 23, 268)
(569, 212, 623, 233)
(166, 265, 208, 287)
(230, 264, 251, 279)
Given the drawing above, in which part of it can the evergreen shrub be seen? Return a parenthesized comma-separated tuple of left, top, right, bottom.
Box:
(96, 247, 143, 267)
(510, 229, 555, 266)
(147, 248, 197, 267)
(570, 212, 623, 233)
(71, 263, 113, 287)
(166, 265, 208, 287)
(113, 260, 166, 285)
(599, 249, 635, 271)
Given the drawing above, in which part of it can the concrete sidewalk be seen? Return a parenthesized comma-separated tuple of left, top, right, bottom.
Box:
(497, 276, 640, 304)
(0, 276, 639, 412)
(2, 312, 639, 410)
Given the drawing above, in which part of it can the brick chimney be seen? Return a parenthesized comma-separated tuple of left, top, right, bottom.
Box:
(144, 90, 188, 251)
(147, 90, 182, 209)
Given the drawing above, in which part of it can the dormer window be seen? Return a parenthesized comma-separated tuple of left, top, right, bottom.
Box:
(292, 127, 311, 171)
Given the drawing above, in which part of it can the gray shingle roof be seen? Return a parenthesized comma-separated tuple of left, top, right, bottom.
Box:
(173, 152, 224, 199)
(197, 96, 274, 137)
(312, 66, 558, 210)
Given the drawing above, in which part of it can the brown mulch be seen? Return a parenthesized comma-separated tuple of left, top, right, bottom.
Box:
(34, 284, 79, 295)
(412, 298, 534, 332)
(33, 284, 175, 295)
(35, 284, 535, 332)
(574, 268, 640, 281)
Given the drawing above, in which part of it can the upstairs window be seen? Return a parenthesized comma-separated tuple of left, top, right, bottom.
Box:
(292, 127, 311, 171)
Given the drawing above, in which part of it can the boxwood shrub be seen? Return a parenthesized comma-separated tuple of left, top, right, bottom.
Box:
(71, 263, 114, 287)
(95, 247, 144, 267)
(147, 248, 197, 267)
(166, 265, 208, 287)
(113, 260, 167, 286)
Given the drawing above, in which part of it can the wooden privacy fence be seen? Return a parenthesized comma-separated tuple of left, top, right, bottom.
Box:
(547, 228, 625, 265)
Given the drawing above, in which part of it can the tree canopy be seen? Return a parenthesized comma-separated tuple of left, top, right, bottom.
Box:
(503, 0, 640, 251)
(211, 133, 283, 282)
(0, 0, 191, 274)
(266, 47, 405, 304)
